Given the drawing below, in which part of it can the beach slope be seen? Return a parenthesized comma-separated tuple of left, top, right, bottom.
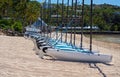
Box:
(0, 35, 120, 77)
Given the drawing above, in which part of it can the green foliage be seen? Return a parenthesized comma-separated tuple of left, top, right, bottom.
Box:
(92, 4, 120, 31)
(0, 19, 12, 30)
(11, 21, 22, 32)
(0, 19, 22, 33)
(113, 25, 118, 31)
(0, 0, 40, 35)
(25, 1, 40, 24)
(0, 0, 12, 18)
(0, 1, 120, 33)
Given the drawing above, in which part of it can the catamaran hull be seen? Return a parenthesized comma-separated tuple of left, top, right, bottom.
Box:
(44, 48, 112, 63)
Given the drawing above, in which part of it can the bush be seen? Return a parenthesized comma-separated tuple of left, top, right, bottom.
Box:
(0, 19, 12, 30)
(11, 21, 23, 33)
(0, 16, 2, 19)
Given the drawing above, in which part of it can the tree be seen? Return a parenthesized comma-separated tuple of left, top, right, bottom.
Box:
(25, 1, 40, 25)
(0, 0, 12, 17)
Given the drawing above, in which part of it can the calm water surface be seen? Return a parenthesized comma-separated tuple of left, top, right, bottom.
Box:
(84, 34, 120, 44)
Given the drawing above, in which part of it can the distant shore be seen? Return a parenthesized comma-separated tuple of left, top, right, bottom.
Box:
(66, 31, 120, 35)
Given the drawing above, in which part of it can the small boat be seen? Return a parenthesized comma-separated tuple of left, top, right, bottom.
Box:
(42, 47, 112, 63)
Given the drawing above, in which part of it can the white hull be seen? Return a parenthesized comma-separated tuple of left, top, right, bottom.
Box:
(45, 48, 112, 63)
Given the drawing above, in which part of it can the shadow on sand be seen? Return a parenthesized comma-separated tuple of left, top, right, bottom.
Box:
(89, 63, 113, 77)
(40, 56, 113, 77)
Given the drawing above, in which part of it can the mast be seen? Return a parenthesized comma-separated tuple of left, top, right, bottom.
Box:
(61, 0, 64, 42)
(48, 0, 51, 37)
(90, 0, 93, 52)
(46, 0, 49, 37)
(56, 0, 59, 40)
(65, 0, 69, 43)
(80, 0, 84, 49)
(43, 0, 46, 37)
(70, 0, 74, 45)
(40, 1, 43, 36)
(73, 0, 77, 46)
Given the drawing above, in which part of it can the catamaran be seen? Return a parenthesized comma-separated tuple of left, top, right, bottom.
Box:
(24, 0, 112, 63)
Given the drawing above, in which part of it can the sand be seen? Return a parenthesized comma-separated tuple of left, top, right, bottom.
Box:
(0, 34, 120, 77)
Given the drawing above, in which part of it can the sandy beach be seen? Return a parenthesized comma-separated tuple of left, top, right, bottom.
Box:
(0, 34, 120, 77)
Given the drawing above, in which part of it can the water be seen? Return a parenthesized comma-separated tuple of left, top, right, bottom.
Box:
(84, 34, 120, 44)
